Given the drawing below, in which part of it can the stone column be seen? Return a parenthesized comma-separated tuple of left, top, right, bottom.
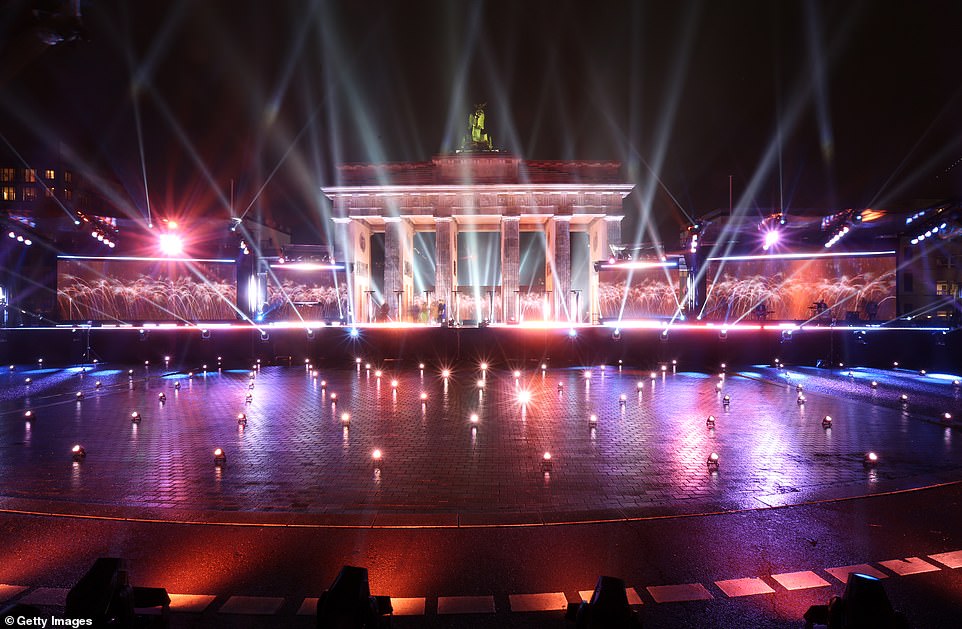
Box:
(500, 216, 520, 322)
(434, 217, 456, 321)
(546, 217, 572, 321)
(606, 215, 623, 253)
(384, 217, 402, 320)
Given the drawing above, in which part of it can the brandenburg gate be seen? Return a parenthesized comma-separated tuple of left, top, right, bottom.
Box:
(323, 107, 634, 324)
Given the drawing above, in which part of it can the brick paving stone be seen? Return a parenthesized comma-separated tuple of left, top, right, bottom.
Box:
(714, 577, 776, 597)
(390, 597, 426, 616)
(646, 583, 713, 603)
(929, 550, 962, 569)
(167, 594, 216, 613)
(878, 557, 941, 576)
(218, 595, 285, 614)
(437, 595, 496, 614)
(0, 584, 27, 602)
(825, 564, 888, 582)
(508, 592, 568, 612)
(578, 588, 643, 605)
(770, 571, 831, 591)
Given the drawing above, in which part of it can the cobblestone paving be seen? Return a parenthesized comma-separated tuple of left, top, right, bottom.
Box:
(1, 361, 960, 521)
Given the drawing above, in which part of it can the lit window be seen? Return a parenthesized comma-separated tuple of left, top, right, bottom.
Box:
(1, 186, 16, 201)
(64, 171, 73, 183)
(0, 168, 14, 182)
(45, 187, 54, 197)
(24, 169, 36, 183)
(44, 169, 55, 180)
(64, 188, 72, 201)
(23, 186, 37, 201)
(936, 282, 949, 296)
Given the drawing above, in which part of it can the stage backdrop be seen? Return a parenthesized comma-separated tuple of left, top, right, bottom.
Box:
(703, 254, 897, 321)
(598, 266, 682, 319)
(263, 266, 349, 321)
(57, 256, 237, 321)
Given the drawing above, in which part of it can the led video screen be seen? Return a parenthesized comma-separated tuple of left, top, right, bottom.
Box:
(598, 266, 681, 319)
(703, 254, 897, 321)
(264, 266, 349, 321)
(57, 256, 237, 321)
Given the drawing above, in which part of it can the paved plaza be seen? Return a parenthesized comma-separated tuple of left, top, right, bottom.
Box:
(1, 359, 960, 524)
(2, 357, 962, 627)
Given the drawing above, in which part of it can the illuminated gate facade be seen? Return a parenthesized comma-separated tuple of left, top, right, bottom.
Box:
(323, 154, 632, 324)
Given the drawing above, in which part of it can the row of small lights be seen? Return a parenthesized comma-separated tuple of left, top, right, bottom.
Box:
(6, 230, 32, 246)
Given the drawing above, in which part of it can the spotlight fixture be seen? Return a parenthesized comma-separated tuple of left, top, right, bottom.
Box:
(706, 415, 716, 428)
(919, 369, 927, 376)
(340, 412, 350, 424)
(130, 411, 141, 424)
(477, 379, 485, 389)
(864, 451, 879, 466)
(158, 392, 166, 403)
(245, 393, 253, 403)
(374, 370, 382, 378)
(822, 415, 833, 428)
(95, 381, 102, 388)
(722, 394, 731, 407)
(541, 451, 553, 470)
(420, 392, 428, 401)
(330, 393, 338, 402)
(797, 394, 806, 405)
(513, 370, 521, 378)
(637, 381, 644, 390)
(619, 394, 627, 406)
(796, 384, 803, 392)
(540, 363, 547, 371)
(469, 413, 479, 423)
(237, 413, 247, 426)
(72, 445, 86, 461)
(24, 377, 31, 384)
(441, 369, 450, 378)
(418, 363, 425, 370)
(871, 381, 878, 389)
(953, 379, 960, 387)
(321, 380, 327, 387)
(24, 410, 34, 421)
(558, 381, 564, 392)
(942, 412, 953, 424)
(174, 382, 181, 390)
(589, 414, 598, 425)
(372, 449, 382, 465)
(213, 448, 227, 467)
(75, 391, 84, 400)
(900, 394, 908, 404)
(804, 572, 907, 628)
(584, 370, 592, 380)
(707, 452, 720, 470)
(391, 379, 399, 389)
(481, 362, 489, 371)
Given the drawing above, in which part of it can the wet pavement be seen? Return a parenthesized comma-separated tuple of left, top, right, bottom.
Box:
(1, 361, 961, 524)
(2, 359, 962, 627)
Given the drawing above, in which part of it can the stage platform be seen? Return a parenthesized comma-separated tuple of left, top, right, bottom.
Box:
(0, 321, 959, 371)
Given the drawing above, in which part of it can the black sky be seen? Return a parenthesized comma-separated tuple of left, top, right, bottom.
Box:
(2, 0, 961, 245)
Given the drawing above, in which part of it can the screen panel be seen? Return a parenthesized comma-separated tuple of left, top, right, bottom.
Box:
(57, 256, 237, 321)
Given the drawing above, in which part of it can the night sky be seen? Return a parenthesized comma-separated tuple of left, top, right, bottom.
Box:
(2, 0, 961, 246)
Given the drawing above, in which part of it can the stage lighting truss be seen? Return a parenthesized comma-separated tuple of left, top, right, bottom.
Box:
(821, 208, 861, 249)
(907, 204, 961, 245)
(75, 211, 118, 249)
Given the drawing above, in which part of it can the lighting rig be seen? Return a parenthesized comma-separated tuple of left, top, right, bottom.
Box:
(907, 203, 961, 246)
(821, 209, 861, 248)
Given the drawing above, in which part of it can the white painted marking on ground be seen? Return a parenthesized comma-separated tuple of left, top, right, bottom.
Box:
(437, 595, 496, 614)
(825, 564, 888, 583)
(929, 550, 962, 569)
(715, 577, 775, 597)
(17, 587, 68, 606)
(509, 592, 567, 612)
(218, 595, 285, 615)
(167, 594, 216, 613)
(390, 597, 426, 616)
(646, 583, 713, 603)
(770, 571, 830, 591)
(879, 557, 941, 576)
(578, 588, 643, 605)
(297, 598, 317, 615)
(0, 585, 28, 602)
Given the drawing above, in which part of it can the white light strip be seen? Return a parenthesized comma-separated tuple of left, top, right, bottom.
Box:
(270, 263, 345, 271)
(599, 261, 678, 270)
(58, 255, 236, 264)
(323, 183, 635, 195)
(707, 250, 896, 262)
